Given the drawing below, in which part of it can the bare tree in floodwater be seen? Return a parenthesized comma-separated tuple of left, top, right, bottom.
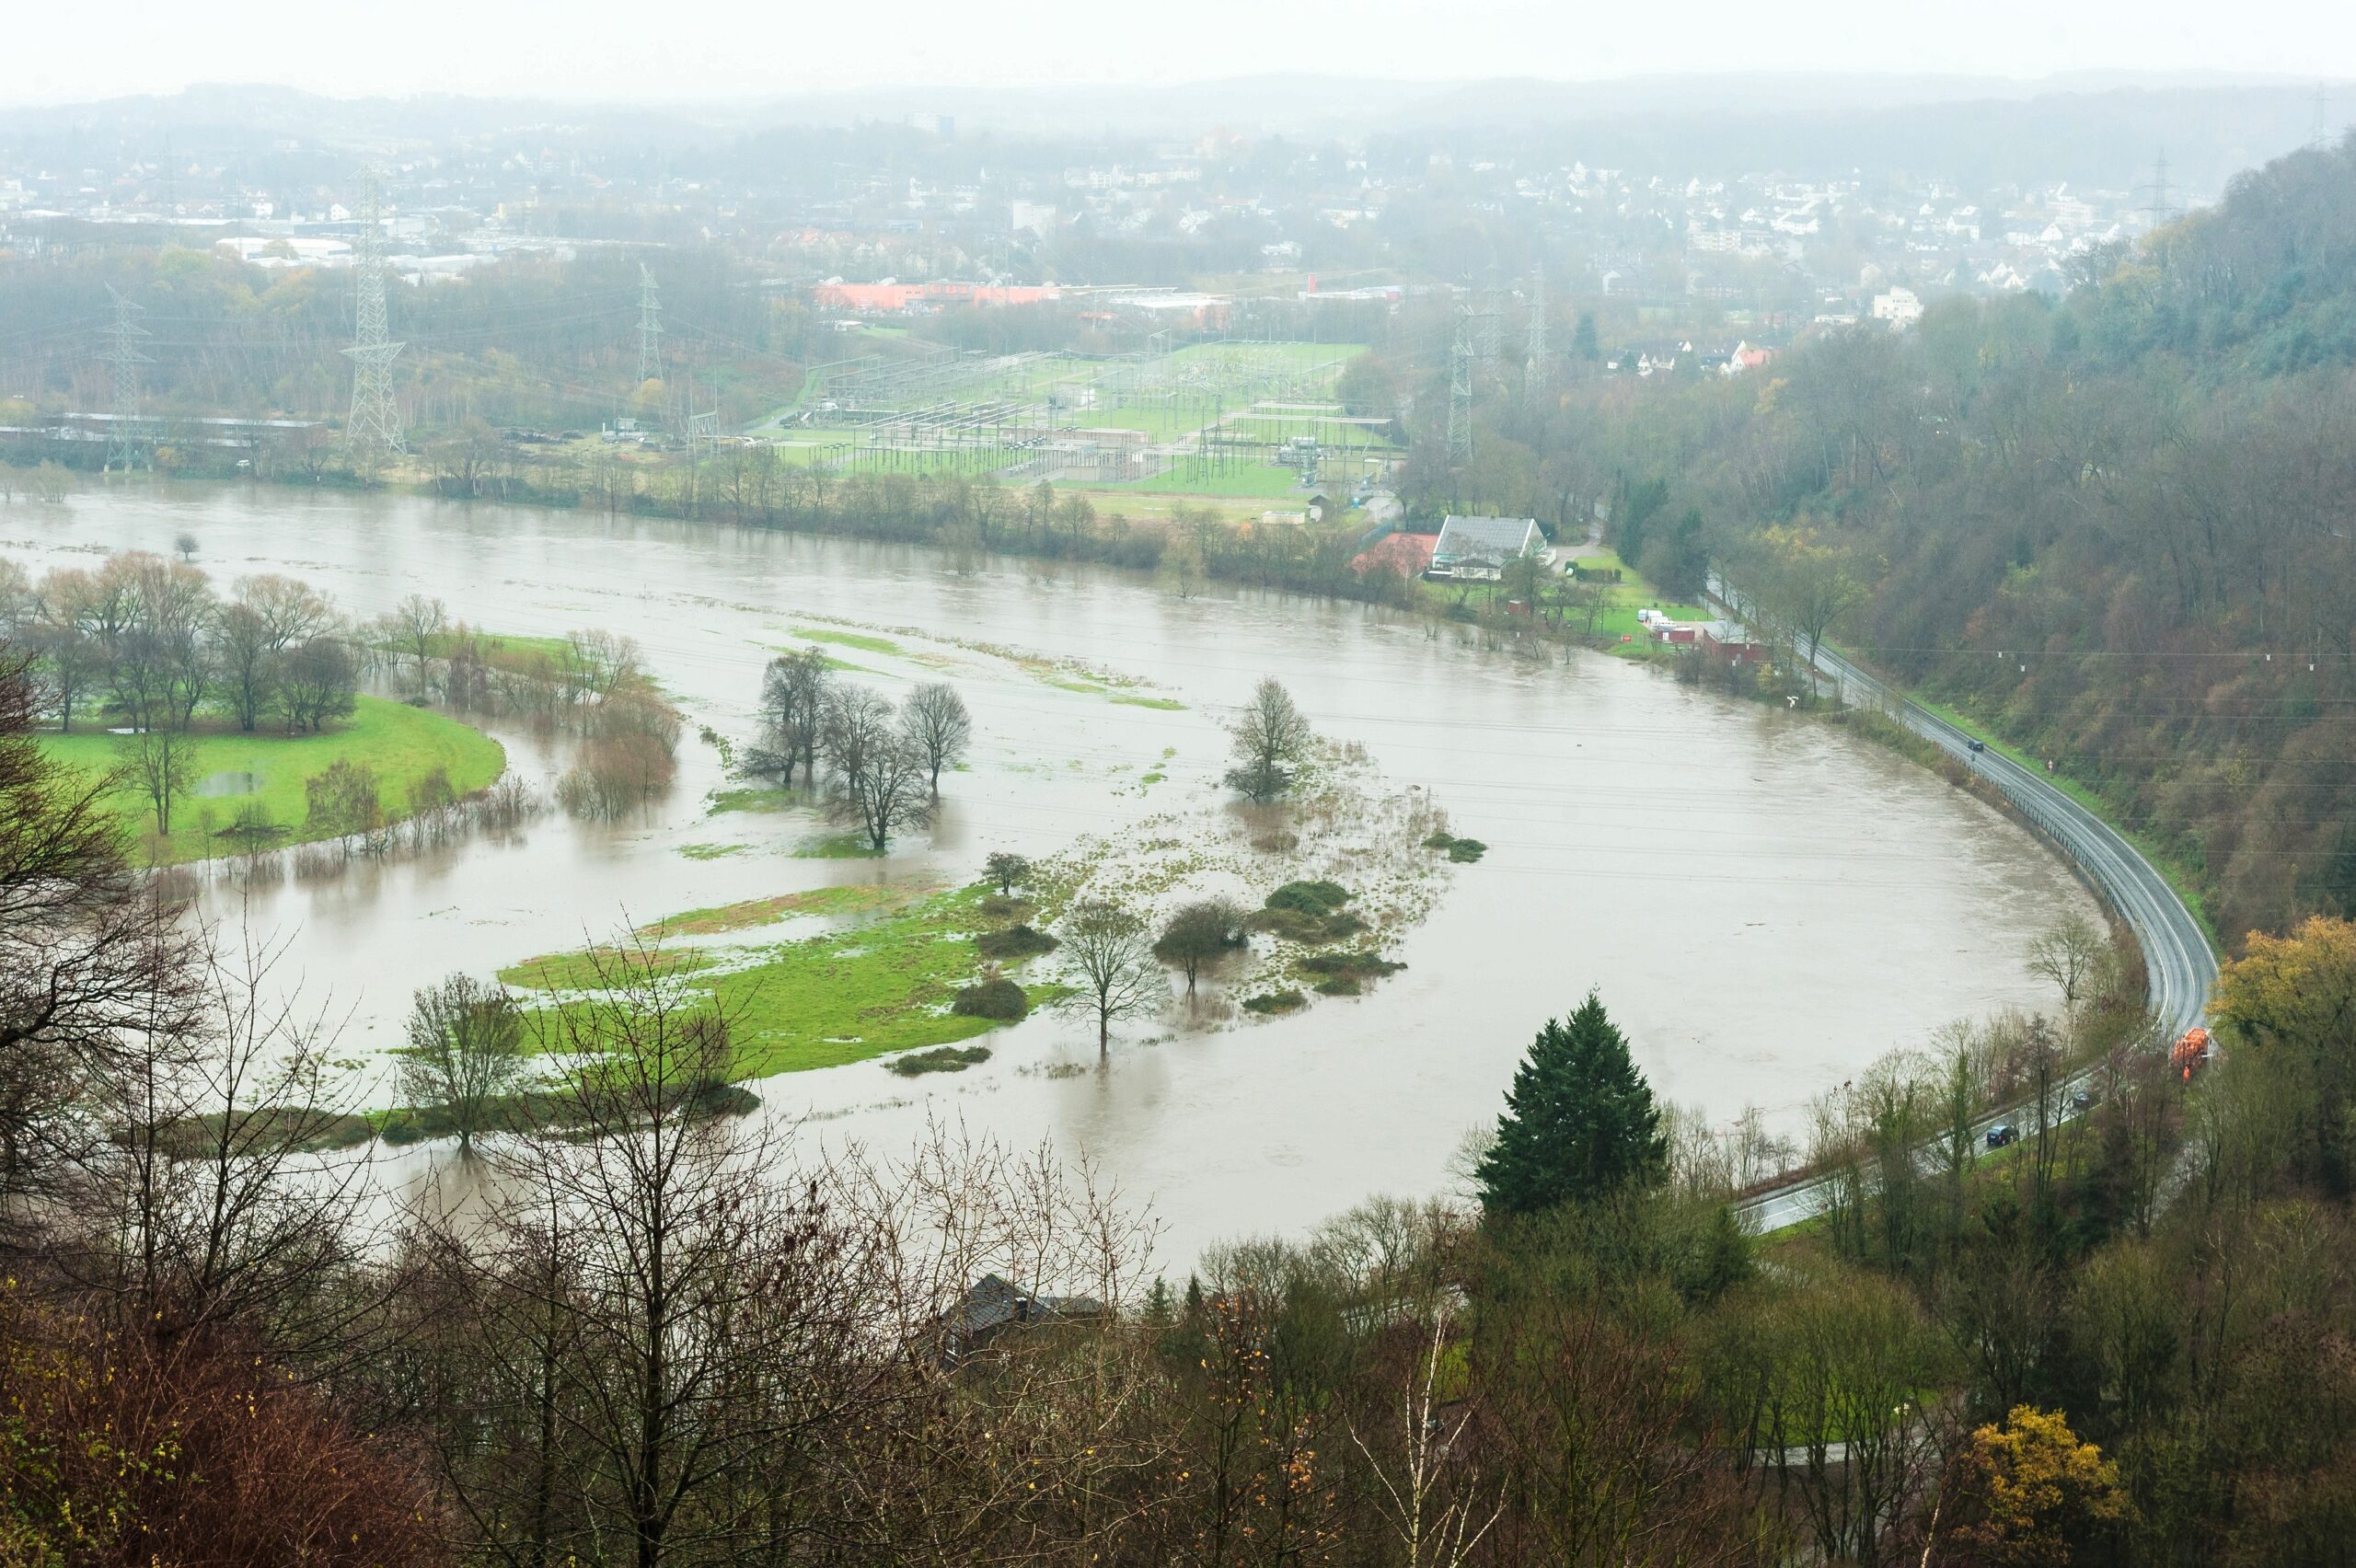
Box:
(899, 682, 971, 798)
(1055, 901, 1166, 1058)
(398, 974, 529, 1153)
(748, 647, 832, 789)
(1225, 676, 1312, 801)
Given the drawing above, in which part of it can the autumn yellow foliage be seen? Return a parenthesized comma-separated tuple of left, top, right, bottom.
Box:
(1944, 1404, 2130, 1567)
(2214, 916, 2356, 1049)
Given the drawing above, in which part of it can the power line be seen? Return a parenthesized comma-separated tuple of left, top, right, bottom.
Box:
(342, 168, 406, 463)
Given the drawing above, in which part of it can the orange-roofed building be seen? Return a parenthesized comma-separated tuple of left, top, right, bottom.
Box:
(1351, 531, 1438, 580)
(812, 281, 1062, 313)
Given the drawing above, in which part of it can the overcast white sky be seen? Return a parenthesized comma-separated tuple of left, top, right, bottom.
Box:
(5, 0, 2351, 107)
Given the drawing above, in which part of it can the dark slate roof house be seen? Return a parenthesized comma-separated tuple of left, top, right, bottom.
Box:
(942, 1274, 1103, 1364)
(1430, 514, 1550, 579)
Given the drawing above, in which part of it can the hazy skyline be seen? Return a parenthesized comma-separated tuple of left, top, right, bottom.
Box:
(6, 0, 2353, 110)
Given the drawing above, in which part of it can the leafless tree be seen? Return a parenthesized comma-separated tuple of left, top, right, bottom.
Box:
(1350, 1307, 1505, 1568)
(899, 681, 971, 798)
(816, 688, 930, 849)
(27, 569, 103, 732)
(1224, 676, 1313, 801)
(58, 922, 386, 1369)
(388, 594, 448, 684)
(1054, 901, 1167, 1058)
(398, 974, 529, 1153)
(1153, 898, 1248, 994)
(2027, 914, 2108, 1048)
(748, 647, 832, 788)
(102, 553, 215, 732)
(434, 940, 875, 1566)
(120, 722, 198, 838)
(275, 635, 359, 733)
(1, 645, 203, 1230)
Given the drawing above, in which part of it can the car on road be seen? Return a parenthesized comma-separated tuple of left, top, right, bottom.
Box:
(1985, 1123, 2020, 1148)
(1965, 738, 1987, 755)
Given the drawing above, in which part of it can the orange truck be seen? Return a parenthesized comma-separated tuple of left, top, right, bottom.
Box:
(2171, 1027, 2212, 1083)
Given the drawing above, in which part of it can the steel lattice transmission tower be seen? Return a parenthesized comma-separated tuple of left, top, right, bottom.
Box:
(1446, 306, 1475, 468)
(2139, 152, 2177, 227)
(1478, 272, 1504, 375)
(1523, 263, 1551, 407)
(100, 285, 152, 469)
(342, 169, 406, 461)
(638, 265, 664, 384)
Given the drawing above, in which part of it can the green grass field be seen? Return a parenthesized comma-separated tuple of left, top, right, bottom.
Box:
(502, 882, 1058, 1078)
(756, 340, 1373, 501)
(40, 697, 507, 865)
(1091, 463, 1334, 501)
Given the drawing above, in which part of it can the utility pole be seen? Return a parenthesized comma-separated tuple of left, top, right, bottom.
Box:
(1523, 262, 1551, 408)
(342, 168, 406, 463)
(1447, 305, 1474, 468)
(637, 264, 664, 385)
(100, 285, 152, 470)
(2316, 82, 2336, 148)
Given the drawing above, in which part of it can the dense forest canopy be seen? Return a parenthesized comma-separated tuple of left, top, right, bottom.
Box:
(1485, 133, 2356, 946)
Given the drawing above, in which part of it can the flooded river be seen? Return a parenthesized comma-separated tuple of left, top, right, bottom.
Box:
(4, 486, 2101, 1265)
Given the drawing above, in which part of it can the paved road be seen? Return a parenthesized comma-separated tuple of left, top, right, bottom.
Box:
(1707, 584, 2219, 1231)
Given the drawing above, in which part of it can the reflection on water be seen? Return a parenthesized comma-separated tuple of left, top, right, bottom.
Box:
(3, 486, 2105, 1266)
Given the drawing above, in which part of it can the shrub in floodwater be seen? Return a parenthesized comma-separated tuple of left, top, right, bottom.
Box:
(1298, 951, 1405, 980)
(1242, 989, 1307, 1015)
(1313, 975, 1361, 997)
(976, 924, 1058, 961)
(979, 894, 1034, 921)
(951, 976, 1029, 1020)
(1446, 838, 1488, 862)
(1265, 880, 1352, 917)
(557, 730, 678, 819)
(889, 1044, 993, 1076)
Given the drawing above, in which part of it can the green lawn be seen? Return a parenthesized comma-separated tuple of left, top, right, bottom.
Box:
(502, 883, 1059, 1078)
(40, 697, 507, 865)
(1092, 462, 1332, 501)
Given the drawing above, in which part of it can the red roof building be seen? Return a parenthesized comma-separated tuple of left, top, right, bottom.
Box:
(1351, 531, 1438, 580)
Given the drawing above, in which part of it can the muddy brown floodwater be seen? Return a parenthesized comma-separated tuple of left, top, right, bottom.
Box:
(4, 487, 2103, 1267)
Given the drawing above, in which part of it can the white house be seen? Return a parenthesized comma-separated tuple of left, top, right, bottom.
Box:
(1871, 286, 1924, 329)
(1429, 514, 1552, 581)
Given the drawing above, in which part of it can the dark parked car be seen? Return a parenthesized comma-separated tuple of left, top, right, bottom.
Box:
(1965, 738, 1987, 755)
(1985, 1123, 2020, 1148)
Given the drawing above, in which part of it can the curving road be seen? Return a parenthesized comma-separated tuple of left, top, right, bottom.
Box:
(1705, 583, 2219, 1231)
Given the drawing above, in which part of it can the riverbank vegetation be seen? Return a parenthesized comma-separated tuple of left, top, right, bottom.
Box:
(1411, 135, 2356, 950)
(0, 552, 507, 861)
(17, 631, 2356, 1562)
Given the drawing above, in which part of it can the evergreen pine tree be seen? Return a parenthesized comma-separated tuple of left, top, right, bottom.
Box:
(1474, 990, 1668, 1215)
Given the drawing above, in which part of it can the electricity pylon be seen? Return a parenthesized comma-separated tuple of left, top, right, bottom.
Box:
(638, 265, 664, 384)
(1524, 263, 1551, 407)
(342, 168, 406, 462)
(1447, 306, 1475, 467)
(100, 285, 152, 469)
